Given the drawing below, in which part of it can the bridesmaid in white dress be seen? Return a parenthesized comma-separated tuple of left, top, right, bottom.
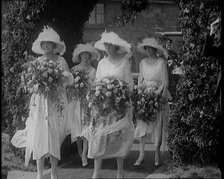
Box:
(88, 31, 134, 179)
(134, 38, 171, 168)
(68, 43, 99, 167)
(11, 26, 74, 179)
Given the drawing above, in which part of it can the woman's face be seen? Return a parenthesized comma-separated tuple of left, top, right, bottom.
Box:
(104, 43, 118, 55)
(79, 51, 91, 63)
(41, 41, 55, 54)
(145, 46, 157, 56)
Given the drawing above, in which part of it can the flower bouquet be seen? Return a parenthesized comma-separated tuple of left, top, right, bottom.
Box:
(23, 57, 63, 96)
(86, 77, 131, 130)
(132, 81, 164, 124)
(22, 57, 65, 116)
(66, 67, 89, 101)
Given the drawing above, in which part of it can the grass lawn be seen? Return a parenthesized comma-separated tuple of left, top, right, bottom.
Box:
(1, 132, 36, 178)
(155, 161, 221, 178)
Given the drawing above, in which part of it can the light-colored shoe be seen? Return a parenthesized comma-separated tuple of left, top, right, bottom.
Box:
(117, 173, 124, 179)
(82, 157, 88, 167)
(134, 156, 144, 166)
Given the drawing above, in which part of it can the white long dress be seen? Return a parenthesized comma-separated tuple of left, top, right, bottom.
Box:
(11, 56, 74, 166)
(87, 56, 135, 159)
(134, 58, 171, 151)
(69, 66, 96, 142)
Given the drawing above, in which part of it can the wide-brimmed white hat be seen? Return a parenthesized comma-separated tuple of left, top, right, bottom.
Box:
(137, 38, 168, 58)
(32, 26, 66, 55)
(72, 43, 100, 63)
(94, 31, 131, 53)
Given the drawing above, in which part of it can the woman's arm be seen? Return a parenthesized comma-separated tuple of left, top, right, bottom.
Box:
(95, 59, 102, 82)
(60, 57, 74, 85)
(138, 60, 144, 86)
(124, 59, 134, 92)
(158, 59, 169, 97)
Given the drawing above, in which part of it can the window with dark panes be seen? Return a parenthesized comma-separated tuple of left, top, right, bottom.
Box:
(88, 3, 104, 24)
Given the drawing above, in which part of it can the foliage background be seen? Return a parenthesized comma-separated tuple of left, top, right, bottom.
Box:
(167, 0, 221, 164)
(2, 0, 221, 166)
(118, 0, 221, 165)
(2, 0, 98, 137)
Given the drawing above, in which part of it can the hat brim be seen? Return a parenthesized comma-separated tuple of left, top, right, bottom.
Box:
(137, 44, 168, 58)
(32, 40, 66, 55)
(94, 40, 130, 53)
(72, 49, 100, 63)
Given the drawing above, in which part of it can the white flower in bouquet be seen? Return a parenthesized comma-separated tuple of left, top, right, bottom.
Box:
(113, 88, 118, 94)
(74, 77, 80, 83)
(48, 68, 53, 73)
(42, 61, 47, 66)
(137, 101, 141, 105)
(107, 84, 113, 89)
(138, 89, 143, 94)
(96, 85, 101, 91)
(134, 85, 138, 90)
(42, 72, 48, 78)
(45, 86, 50, 92)
(154, 101, 158, 108)
(33, 84, 38, 92)
(119, 81, 123, 87)
(95, 91, 100, 96)
(88, 102, 93, 108)
(28, 67, 32, 72)
(80, 82, 84, 87)
(48, 77, 53, 83)
(106, 91, 112, 97)
(115, 97, 121, 103)
(27, 80, 32, 86)
(54, 69, 59, 75)
(42, 56, 48, 61)
(32, 75, 36, 80)
(122, 94, 126, 99)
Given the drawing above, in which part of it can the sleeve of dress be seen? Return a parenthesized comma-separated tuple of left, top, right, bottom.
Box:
(138, 60, 144, 86)
(124, 59, 134, 92)
(60, 57, 74, 85)
(160, 59, 169, 88)
(95, 60, 102, 82)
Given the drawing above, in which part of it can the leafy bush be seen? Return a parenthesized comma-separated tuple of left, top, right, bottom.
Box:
(167, 0, 221, 164)
(2, 0, 46, 136)
(2, 0, 98, 160)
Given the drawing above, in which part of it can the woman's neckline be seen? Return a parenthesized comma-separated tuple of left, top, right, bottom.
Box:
(145, 57, 159, 67)
(76, 64, 92, 74)
(108, 56, 125, 66)
(42, 54, 59, 62)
